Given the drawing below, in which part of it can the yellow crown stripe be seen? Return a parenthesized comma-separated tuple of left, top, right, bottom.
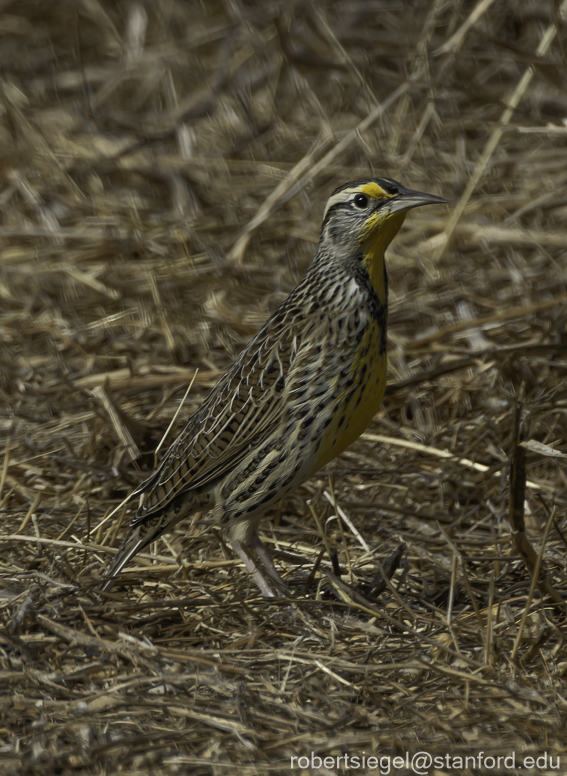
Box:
(323, 182, 394, 219)
(359, 182, 394, 200)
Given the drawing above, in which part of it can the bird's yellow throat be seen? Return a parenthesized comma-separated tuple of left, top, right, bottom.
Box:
(361, 210, 407, 302)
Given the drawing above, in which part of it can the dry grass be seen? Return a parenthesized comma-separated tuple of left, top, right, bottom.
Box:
(1, 1, 567, 773)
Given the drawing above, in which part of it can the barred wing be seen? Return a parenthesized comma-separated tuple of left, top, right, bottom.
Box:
(129, 316, 302, 525)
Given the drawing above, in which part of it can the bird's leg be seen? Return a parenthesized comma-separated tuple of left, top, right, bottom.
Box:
(229, 538, 276, 597)
(249, 532, 287, 589)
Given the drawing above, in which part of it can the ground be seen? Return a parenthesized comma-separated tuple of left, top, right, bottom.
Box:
(1, 1, 567, 774)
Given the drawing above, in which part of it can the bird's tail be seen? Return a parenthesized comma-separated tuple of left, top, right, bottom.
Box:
(100, 493, 212, 592)
(99, 519, 159, 592)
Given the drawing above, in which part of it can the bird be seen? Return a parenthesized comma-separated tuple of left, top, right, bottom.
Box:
(100, 177, 447, 597)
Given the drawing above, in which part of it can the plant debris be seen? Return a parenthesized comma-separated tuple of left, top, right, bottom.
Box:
(1, 1, 567, 773)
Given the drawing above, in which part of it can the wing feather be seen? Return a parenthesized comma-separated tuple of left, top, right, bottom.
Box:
(129, 312, 303, 525)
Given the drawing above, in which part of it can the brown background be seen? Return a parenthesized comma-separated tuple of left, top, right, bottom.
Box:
(1, 1, 566, 773)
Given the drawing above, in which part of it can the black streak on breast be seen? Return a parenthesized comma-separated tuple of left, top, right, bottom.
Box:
(351, 257, 388, 355)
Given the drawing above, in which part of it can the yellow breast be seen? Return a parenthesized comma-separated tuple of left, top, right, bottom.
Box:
(312, 322, 387, 471)
(308, 210, 397, 474)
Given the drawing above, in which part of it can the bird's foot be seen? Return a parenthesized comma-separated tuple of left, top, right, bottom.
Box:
(229, 534, 288, 597)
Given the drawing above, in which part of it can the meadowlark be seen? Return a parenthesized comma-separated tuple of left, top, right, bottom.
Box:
(100, 178, 446, 596)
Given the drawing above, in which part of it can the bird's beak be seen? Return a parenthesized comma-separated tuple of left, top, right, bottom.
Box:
(389, 187, 448, 213)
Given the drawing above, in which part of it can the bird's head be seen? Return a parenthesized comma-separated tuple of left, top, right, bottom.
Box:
(320, 177, 447, 259)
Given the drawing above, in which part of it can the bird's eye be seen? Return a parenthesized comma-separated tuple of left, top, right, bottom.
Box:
(353, 193, 369, 209)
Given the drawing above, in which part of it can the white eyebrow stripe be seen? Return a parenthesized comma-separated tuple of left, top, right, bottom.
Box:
(322, 187, 361, 220)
